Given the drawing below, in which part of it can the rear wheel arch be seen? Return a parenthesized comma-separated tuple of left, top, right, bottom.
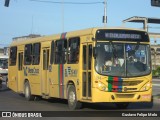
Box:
(67, 80, 75, 88)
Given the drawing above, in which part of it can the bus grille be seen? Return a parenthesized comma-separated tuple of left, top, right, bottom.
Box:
(112, 88, 137, 91)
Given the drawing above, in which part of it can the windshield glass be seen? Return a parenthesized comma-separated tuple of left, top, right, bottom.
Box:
(0, 59, 8, 69)
(95, 42, 151, 77)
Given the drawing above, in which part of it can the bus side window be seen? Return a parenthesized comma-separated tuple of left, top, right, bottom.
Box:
(68, 37, 80, 64)
(9, 46, 17, 66)
(63, 40, 67, 63)
(55, 39, 67, 64)
(88, 45, 92, 70)
(24, 44, 32, 65)
(32, 43, 41, 65)
(50, 41, 54, 64)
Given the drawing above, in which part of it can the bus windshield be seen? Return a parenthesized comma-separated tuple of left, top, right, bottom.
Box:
(95, 42, 151, 77)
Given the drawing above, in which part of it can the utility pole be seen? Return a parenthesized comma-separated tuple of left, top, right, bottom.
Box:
(61, 0, 64, 33)
(31, 15, 34, 34)
(103, 0, 107, 27)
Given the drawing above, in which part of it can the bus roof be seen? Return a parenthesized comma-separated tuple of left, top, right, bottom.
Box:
(10, 27, 148, 47)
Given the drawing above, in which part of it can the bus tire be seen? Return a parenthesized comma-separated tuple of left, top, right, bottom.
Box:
(6, 77, 8, 86)
(24, 81, 34, 101)
(115, 102, 129, 109)
(67, 85, 82, 110)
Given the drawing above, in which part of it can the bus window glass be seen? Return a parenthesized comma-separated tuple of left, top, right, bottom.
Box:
(33, 43, 41, 65)
(95, 43, 151, 77)
(43, 49, 49, 70)
(83, 45, 87, 70)
(24, 44, 32, 65)
(9, 47, 17, 66)
(18, 53, 23, 70)
(126, 44, 151, 76)
(88, 45, 92, 70)
(50, 41, 54, 64)
(68, 37, 80, 64)
(55, 39, 67, 64)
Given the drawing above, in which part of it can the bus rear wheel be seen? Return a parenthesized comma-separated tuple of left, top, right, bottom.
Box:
(24, 81, 35, 101)
(67, 85, 82, 110)
(115, 102, 129, 109)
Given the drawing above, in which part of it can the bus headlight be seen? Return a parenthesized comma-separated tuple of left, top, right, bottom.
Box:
(98, 82, 108, 91)
(140, 82, 152, 91)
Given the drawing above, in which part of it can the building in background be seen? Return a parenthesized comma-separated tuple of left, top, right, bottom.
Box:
(151, 45, 160, 70)
(123, 16, 160, 70)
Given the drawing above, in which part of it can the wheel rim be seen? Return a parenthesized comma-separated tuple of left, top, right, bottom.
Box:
(69, 91, 76, 105)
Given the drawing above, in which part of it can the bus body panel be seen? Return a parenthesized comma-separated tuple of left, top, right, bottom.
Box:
(8, 66, 18, 92)
(91, 88, 152, 103)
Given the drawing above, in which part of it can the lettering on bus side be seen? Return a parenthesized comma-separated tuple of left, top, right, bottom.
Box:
(24, 67, 39, 76)
(65, 67, 78, 77)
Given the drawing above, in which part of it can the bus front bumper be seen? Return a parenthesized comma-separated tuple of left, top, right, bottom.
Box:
(91, 88, 152, 103)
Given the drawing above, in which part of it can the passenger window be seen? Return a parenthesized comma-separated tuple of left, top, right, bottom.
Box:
(24, 44, 32, 65)
(32, 43, 41, 65)
(88, 45, 92, 70)
(9, 46, 17, 66)
(50, 41, 54, 64)
(55, 39, 67, 64)
(68, 37, 80, 64)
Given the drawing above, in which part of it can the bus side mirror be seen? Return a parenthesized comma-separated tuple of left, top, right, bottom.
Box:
(93, 47, 97, 59)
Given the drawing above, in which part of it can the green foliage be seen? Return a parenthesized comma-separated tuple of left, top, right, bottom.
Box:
(152, 67, 160, 77)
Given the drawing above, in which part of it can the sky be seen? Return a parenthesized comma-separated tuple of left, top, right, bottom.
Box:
(0, 0, 160, 47)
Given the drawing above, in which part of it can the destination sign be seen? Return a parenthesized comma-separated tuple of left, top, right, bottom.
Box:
(96, 29, 149, 42)
(105, 33, 141, 39)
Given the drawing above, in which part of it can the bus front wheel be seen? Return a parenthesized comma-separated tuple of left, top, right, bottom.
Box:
(24, 81, 35, 101)
(67, 85, 82, 110)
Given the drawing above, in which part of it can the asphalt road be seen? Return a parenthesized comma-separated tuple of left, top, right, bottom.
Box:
(0, 79, 159, 118)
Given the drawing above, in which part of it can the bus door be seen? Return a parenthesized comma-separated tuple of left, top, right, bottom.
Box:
(42, 48, 50, 96)
(18, 52, 23, 92)
(82, 43, 92, 100)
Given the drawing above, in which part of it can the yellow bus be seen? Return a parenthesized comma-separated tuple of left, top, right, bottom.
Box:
(8, 28, 152, 110)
